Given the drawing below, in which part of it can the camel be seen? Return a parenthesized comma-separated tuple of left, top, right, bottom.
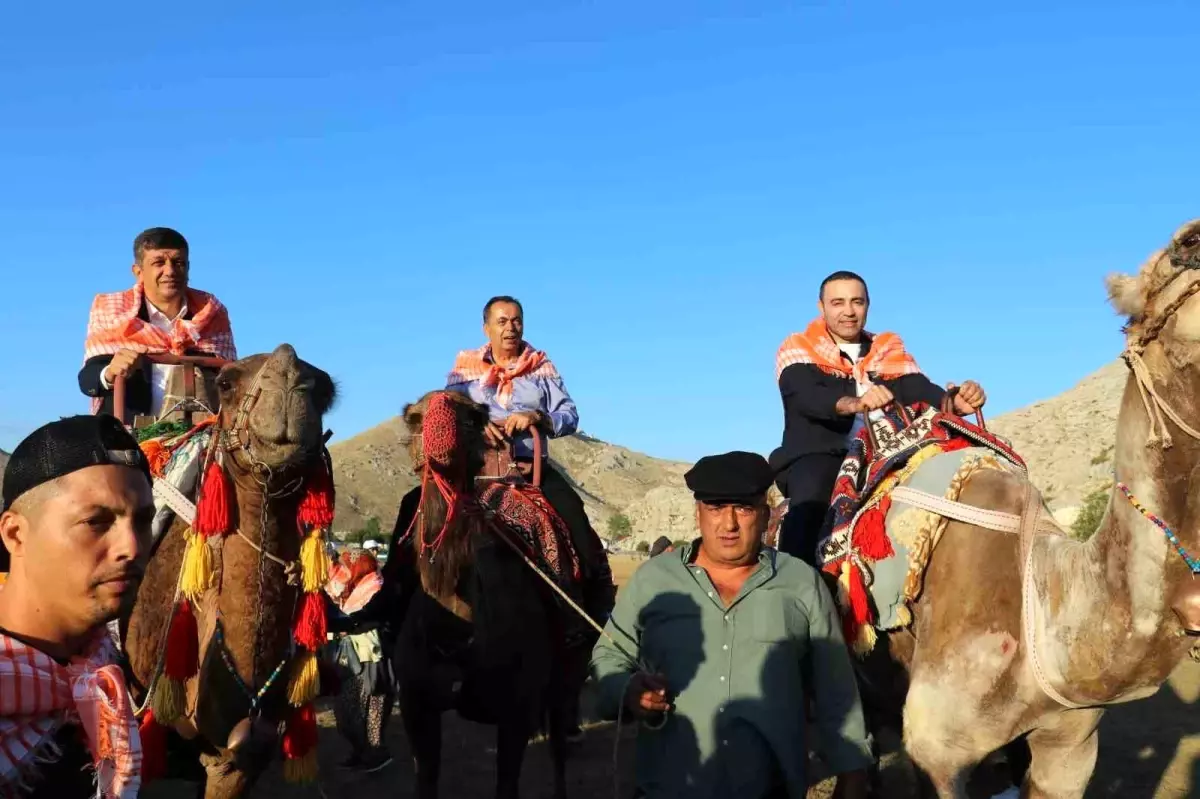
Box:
(384, 389, 576, 799)
(121, 343, 338, 799)
(850, 219, 1200, 798)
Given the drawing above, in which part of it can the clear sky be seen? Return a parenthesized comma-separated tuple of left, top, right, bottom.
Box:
(1, 1, 1197, 462)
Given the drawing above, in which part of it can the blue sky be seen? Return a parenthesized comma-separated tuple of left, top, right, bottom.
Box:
(1, 1, 1197, 462)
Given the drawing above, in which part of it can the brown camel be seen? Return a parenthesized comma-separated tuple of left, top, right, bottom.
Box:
(853, 219, 1200, 798)
(384, 389, 573, 799)
(121, 344, 337, 799)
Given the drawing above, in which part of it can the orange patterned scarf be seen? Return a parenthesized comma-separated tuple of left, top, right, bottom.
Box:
(775, 318, 921, 384)
(82, 283, 237, 412)
(446, 343, 559, 409)
(0, 630, 141, 798)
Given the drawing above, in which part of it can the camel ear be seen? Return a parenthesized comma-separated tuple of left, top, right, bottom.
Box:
(1106, 272, 1146, 318)
(402, 401, 423, 430)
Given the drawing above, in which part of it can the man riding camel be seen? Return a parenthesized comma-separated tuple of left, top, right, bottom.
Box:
(773, 270, 987, 566)
(446, 295, 616, 741)
(78, 227, 237, 421)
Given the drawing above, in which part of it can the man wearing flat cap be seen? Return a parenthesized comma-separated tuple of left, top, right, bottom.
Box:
(0, 415, 153, 798)
(591, 450, 872, 798)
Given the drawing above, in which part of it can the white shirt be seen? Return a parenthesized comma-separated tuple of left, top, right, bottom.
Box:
(100, 299, 188, 417)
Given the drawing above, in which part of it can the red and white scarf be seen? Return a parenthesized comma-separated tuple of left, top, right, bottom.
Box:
(338, 572, 383, 615)
(446, 343, 559, 409)
(82, 283, 238, 412)
(0, 631, 141, 798)
(775, 318, 922, 385)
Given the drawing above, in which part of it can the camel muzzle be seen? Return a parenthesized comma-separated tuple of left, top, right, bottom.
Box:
(1170, 579, 1200, 634)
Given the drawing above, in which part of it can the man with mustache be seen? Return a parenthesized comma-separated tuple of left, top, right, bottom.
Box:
(446, 295, 615, 741)
(78, 227, 238, 422)
(0, 414, 154, 798)
(773, 271, 987, 566)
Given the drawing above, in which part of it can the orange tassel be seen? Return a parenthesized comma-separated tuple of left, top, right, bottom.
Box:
(139, 440, 172, 478)
(194, 460, 231, 537)
(297, 467, 334, 530)
(139, 711, 168, 783)
(164, 600, 199, 680)
(293, 592, 327, 651)
(852, 496, 894, 561)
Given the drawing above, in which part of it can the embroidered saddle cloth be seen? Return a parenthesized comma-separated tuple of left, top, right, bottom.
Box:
(816, 403, 1026, 653)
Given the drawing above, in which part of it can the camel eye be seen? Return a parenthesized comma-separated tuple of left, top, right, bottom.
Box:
(1184, 233, 1200, 248)
(217, 376, 234, 393)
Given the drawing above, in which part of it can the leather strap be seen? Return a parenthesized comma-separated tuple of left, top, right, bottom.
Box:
(890, 486, 1022, 532)
(153, 477, 197, 526)
(1018, 482, 1088, 709)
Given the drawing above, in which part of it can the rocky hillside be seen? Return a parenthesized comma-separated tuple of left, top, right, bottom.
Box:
(329, 361, 1132, 545)
(0, 449, 7, 478)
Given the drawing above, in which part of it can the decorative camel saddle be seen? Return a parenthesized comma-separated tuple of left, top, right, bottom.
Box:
(816, 401, 1038, 654)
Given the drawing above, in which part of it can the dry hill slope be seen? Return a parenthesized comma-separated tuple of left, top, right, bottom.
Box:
(329, 361, 1132, 543)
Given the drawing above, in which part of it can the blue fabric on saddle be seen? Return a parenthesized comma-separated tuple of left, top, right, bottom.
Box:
(815, 402, 1026, 653)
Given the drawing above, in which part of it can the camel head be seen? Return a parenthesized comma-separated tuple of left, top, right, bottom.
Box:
(1107, 219, 1200, 369)
(402, 389, 489, 482)
(215, 343, 337, 481)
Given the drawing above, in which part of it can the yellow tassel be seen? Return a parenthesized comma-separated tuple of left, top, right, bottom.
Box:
(180, 531, 215, 601)
(300, 530, 328, 593)
(287, 651, 320, 707)
(852, 623, 877, 657)
(283, 752, 318, 783)
(152, 677, 186, 725)
(895, 603, 913, 628)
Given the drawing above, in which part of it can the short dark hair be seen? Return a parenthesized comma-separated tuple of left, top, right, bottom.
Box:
(133, 227, 189, 263)
(483, 295, 523, 323)
(819, 270, 869, 301)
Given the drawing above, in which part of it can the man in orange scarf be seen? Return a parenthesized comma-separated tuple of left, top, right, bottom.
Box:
(773, 271, 987, 566)
(0, 415, 153, 797)
(78, 227, 237, 420)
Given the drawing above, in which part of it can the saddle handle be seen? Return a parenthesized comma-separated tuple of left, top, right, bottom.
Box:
(479, 427, 544, 488)
(109, 353, 231, 426)
(859, 399, 912, 457)
(940, 386, 987, 430)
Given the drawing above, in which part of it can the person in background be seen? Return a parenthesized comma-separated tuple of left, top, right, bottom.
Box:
(324, 550, 394, 774)
(648, 536, 674, 558)
(591, 450, 872, 799)
(773, 270, 986, 566)
(0, 415, 154, 798)
(78, 227, 237, 420)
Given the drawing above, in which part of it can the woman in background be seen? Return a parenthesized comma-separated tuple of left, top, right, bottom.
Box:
(325, 549, 394, 773)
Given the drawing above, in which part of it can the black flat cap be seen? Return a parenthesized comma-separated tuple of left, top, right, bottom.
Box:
(684, 451, 774, 504)
(1, 414, 150, 515)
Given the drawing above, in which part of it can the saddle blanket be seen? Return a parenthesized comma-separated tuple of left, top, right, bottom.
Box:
(816, 403, 1025, 653)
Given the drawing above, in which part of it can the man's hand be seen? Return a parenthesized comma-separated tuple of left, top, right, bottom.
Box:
(858, 384, 894, 413)
(947, 381, 986, 416)
(623, 671, 671, 719)
(102, 350, 143, 385)
(503, 411, 544, 438)
(483, 421, 508, 448)
(831, 770, 869, 799)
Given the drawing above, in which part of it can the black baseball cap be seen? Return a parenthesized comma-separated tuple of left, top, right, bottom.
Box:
(1, 414, 151, 516)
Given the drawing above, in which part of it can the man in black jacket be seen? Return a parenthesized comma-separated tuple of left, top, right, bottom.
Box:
(773, 271, 986, 566)
(78, 227, 237, 420)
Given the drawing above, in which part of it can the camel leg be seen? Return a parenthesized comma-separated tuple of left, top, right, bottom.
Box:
(902, 679, 1009, 799)
(544, 697, 569, 799)
(496, 717, 534, 799)
(198, 751, 251, 799)
(1020, 709, 1103, 799)
(399, 688, 443, 799)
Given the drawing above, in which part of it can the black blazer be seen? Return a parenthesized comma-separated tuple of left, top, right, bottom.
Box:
(777, 359, 946, 466)
(77, 301, 208, 418)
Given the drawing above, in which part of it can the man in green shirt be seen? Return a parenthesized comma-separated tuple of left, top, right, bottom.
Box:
(591, 451, 872, 798)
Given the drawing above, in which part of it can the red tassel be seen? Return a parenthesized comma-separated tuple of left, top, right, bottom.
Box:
(297, 466, 334, 530)
(282, 704, 318, 759)
(194, 460, 231, 537)
(852, 496, 895, 561)
(847, 562, 872, 627)
(292, 592, 327, 651)
(164, 600, 199, 680)
(139, 711, 168, 783)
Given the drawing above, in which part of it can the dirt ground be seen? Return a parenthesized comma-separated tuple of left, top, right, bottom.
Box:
(147, 555, 1199, 798)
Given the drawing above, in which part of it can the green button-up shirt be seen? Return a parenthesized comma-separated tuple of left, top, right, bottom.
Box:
(590, 542, 873, 799)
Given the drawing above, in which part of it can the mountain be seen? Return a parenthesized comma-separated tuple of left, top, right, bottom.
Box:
(328, 362, 1133, 544)
(0, 449, 7, 479)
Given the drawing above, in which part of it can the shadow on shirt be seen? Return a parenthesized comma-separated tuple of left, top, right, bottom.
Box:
(616, 591, 868, 799)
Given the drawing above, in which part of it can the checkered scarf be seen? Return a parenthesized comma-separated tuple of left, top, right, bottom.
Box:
(0, 631, 141, 798)
(446, 343, 559, 409)
(775, 318, 921, 384)
(82, 283, 237, 412)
